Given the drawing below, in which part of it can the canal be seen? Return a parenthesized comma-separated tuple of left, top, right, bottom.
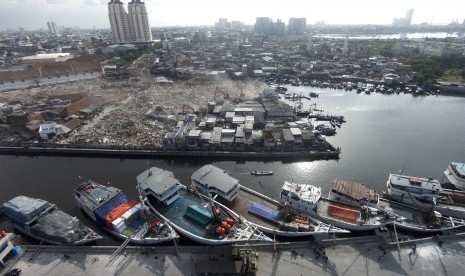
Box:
(1, 87, 464, 244)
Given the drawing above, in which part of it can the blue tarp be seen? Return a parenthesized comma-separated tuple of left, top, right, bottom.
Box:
(248, 203, 282, 223)
(94, 193, 128, 228)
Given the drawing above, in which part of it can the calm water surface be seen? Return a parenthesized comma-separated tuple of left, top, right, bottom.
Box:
(1, 87, 464, 244)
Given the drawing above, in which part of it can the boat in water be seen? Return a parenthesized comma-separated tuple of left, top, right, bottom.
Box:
(213, 185, 350, 238)
(279, 181, 393, 232)
(444, 162, 465, 191)
(2, 195, 102, 245)
(137, 167, 272, 245)
(386, 173, 465, 219)
(250, 171, 274, 176)
(330, 178, 465, 233)
(73, 180, 179, 245)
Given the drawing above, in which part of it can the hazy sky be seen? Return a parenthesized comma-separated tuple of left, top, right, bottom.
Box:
(1, 0, 464, 31)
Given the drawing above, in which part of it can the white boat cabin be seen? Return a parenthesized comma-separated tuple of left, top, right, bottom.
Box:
(279, 181, 321, 212)
(191, 164, 240, 202)
(387, 174, 442, 203)
(137, 167, 182, 206)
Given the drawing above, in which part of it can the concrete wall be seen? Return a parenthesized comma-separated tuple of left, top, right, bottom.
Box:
(0, 72, 102, 92)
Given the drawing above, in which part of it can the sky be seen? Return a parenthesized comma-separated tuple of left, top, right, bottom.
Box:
(0, 0, 464, 31)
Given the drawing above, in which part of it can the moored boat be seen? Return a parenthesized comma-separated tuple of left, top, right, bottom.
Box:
(73, 180, 179, 245)
(250, 171, 273, 176)
(444, 162, 465, 191)
(2, 195, 102, 245)
(214, 185, 349, 238)
(280, 181, 392, 232)
(138, 167, 272, 245)
(387, 173, 465, 219)
(330, 178, 465, 233)
(329, 178, 379, 205)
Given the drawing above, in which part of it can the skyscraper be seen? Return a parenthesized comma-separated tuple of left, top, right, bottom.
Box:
(108, 0, 131, 43)
(47, 21, 59, 34)
(127, 0, 152, 42)
(405, 9, 414, 26)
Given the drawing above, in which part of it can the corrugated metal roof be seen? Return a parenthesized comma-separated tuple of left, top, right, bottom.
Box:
(331, 178, 378, 202)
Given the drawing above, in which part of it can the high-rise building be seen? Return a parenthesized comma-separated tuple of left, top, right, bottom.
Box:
(108, 0, 131, 43)
(127, 0, 152, 42)
(47, 21, 59, 34)
(392, 8, 414, 27)
(405, 9, 414, 26)
(255, 17, 285, 36)
(215, 18, 231, 31)
(255, 17, 272, 34)
(288, 18, 306, 34)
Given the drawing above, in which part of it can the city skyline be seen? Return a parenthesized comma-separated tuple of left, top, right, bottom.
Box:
(1, 0, 465, 31)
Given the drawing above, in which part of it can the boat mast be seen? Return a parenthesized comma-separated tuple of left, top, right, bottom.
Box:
(136, 178, 152, 227)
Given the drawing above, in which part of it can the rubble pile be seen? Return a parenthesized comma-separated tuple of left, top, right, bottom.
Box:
(128, 53, 156, 79)
(0, 62, 267, 148)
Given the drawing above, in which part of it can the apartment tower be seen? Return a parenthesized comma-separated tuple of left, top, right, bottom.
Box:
(108, 0, 131, 43)
(127, 0, 153, 42)
(47, 22, 59, 34)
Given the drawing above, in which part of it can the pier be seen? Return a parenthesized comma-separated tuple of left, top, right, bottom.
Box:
(3, 233, 465, 275)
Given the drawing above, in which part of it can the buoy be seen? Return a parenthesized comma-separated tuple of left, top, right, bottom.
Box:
(225, 218, 234, 227)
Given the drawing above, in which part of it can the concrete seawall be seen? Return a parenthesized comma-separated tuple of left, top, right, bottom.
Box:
(0, 146, 340, 160)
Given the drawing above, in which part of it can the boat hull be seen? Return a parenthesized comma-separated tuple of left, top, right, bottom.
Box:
(145, 187, 272, 245)
(3, 196, 102, 245)
(74, 193, 178, 245)
(303, 198, 389, 232)
(10, 223, 100, 246)
(377, 199, 465, 233)
(216, 185, 349, 238)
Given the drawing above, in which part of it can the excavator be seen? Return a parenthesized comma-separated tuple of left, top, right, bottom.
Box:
(214, 86, 230, 101)
(181, 104, 195, 114)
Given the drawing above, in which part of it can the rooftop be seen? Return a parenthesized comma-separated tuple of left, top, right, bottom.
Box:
(137, 167, 181, 196)
(389, 174, 442, 191)
(191, 164, 239, 195)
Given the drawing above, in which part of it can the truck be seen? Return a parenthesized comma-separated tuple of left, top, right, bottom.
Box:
(195, 248, 259, 275)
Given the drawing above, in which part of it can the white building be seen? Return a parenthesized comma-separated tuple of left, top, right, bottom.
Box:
(128, 0, 153, 42)
(21, 53, 73, 64)
(108, 0, 131, 43)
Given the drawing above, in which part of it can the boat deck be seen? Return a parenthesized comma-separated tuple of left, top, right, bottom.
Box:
(152, 189, 253, 241)
(377, 199, 463, 231)
(219, 188, 280, 231)
(316, 199, 385, 226)
(218, 187, 346, 235)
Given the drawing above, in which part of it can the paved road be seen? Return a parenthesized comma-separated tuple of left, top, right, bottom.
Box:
(3, 238, 465, 276)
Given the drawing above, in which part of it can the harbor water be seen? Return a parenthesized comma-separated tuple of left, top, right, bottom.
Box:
(1, 87, 465, 244)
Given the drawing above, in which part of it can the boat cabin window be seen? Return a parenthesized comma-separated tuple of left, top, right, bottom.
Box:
(281, 190, 289, 197)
